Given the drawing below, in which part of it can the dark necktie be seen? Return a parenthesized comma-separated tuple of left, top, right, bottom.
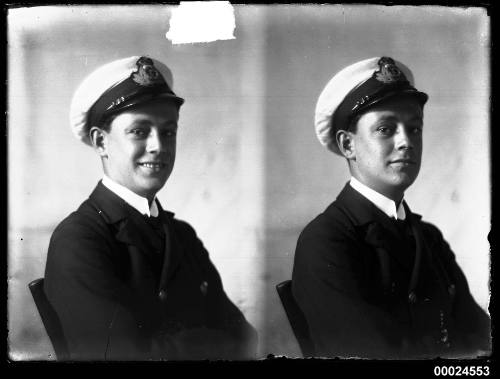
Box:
(392, 217, 416, 267)
(143, 215, 166, 257)
(144, 214, 164, 234)
(142, 214, 169, 283)
(393, 218, 408, 234)
(393, 215, 415, 232)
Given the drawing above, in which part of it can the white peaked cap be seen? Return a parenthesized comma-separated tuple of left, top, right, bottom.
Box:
(69, 56, 183, 146)
(314, 57, 424, 155)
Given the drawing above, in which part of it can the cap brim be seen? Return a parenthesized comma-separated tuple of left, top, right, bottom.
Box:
(104, 92, 185, 118)
(155, 93, 185, 106)
(363, 89, 428, 113)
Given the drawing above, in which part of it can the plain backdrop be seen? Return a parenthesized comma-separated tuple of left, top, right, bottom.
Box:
(7, 4, 490, 359)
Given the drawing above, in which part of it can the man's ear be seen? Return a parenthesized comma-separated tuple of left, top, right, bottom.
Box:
(336, 129, 355, 159)
(89, 126, 108, 158)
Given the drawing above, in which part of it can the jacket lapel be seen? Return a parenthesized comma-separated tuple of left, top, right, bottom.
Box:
(156, 203, 185, 290)
(88, 181, 160, 262)
(331, 183, 413, 271)
(405, 206, 425, 293)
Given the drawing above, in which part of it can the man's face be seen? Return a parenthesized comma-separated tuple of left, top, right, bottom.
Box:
(349, 96, 424, 201)
(100, 99, 179, 201)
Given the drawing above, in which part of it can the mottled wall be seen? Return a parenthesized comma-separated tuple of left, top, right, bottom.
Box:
(8, 5, 490, 360)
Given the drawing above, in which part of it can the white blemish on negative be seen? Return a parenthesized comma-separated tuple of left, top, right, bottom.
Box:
(166, 1, 236, 44)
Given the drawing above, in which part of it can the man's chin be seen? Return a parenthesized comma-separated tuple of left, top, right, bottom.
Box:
(135, 178, 169, 198)
(390, 176, 416, 194)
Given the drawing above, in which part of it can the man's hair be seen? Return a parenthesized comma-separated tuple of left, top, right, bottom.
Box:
(329, 113, 362, 150)
(346, 114, 362, 133)
(99, 114, 118, 132)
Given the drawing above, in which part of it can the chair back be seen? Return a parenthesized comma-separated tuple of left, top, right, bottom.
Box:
(275, 280, 315, 357)
(28, 278, 70, 360)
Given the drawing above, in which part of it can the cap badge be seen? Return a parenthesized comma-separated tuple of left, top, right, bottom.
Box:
(374, 57, 405, 84)
(200, 281, 208, 296)
(131, 56, 165, 87)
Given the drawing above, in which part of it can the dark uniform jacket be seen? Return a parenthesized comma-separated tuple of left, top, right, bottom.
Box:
(44, 181, 257, 360)
(292, 183, 490, 359)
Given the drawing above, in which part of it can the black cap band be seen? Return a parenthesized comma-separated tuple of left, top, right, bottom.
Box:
(87, 56, 184, 128)
(332, 57, 428, 133)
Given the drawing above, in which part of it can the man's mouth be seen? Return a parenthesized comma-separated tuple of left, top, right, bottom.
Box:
(390, 158, 416, 165)
(138, 162, 167, 170)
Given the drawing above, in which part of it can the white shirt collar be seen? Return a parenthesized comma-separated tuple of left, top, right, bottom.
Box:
(102, 175, 159, 217)
(349, 177, 406, 220)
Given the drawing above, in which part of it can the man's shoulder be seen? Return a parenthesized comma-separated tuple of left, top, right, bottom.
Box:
(296, 200, 357, 258)
(163, 212, 206, 244)
(50, 198, 108, 241)
(416, 217, 455, 259)
(411, 215, 447, 244)
(300, 200, 353, 238)
(165, 213, 194, 232)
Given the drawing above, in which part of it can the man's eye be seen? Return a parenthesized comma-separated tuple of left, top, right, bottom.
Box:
(377, 125, 393, 134)
(131, 129, 147, 137)
(161, 130, 177, 138)
(411, 126, 423, 134)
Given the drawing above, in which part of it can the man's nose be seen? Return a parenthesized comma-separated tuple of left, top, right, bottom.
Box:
(395, 125, 413, 150)
(146, 130, 164, 153)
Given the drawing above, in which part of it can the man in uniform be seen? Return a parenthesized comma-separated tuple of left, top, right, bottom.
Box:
(44, 56, 257, 360)
(291, 57, 490, 358)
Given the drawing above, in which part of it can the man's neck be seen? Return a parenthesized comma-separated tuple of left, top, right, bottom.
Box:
(101, 175, 159, 217)
(349, 177, 406, 220)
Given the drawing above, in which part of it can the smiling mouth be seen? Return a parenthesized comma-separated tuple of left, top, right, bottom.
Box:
(138, 162, 167, 170)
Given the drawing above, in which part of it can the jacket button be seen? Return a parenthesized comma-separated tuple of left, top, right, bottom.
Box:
(408, 291, 417, 304)
(448, 284, 456, 297)
(200, 281, 208, 296)
(158, 289, 167, 301)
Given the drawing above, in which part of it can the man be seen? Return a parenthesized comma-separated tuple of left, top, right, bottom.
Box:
(44, 56, 257, 360)
(291, 57, 490, 359)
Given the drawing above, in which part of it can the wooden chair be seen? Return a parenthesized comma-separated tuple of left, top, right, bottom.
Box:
(275, 280, 315, 357)
(28, 278, 70, 360)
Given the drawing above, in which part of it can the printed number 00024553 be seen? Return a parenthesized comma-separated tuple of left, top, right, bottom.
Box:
(433, 366, 490, 376)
